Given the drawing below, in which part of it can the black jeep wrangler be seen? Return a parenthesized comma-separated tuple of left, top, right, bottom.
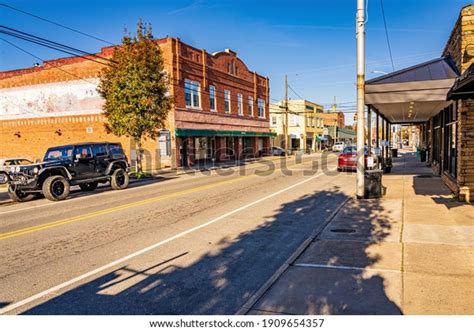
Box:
(7, 142, 130, 202)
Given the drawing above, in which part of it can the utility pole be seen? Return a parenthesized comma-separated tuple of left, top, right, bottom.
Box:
(284, 74, 289, 155)
(356, 0, 366, 199)
(332, 96, 338, 142)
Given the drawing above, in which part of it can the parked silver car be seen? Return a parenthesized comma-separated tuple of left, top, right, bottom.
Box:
(0, 158, 33, 184)
(258, 146, 286, 157)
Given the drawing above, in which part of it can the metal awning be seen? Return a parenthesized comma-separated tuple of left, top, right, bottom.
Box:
(365, 57, 459, 123)
(448, 63, 474, 100)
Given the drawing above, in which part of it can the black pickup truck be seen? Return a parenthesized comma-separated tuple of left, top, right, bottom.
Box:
(7, 142, 130, 202)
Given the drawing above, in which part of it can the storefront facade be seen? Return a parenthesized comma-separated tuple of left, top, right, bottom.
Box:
(365, 5, 474, 202)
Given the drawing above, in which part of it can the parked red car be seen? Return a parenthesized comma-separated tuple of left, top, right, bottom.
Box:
(337, 146, 370, 171)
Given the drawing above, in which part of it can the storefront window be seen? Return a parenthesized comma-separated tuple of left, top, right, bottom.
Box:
(443, 105, 457, 178)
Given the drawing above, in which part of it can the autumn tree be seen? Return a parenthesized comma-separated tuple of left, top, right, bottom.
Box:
(98, 20, 172, 173)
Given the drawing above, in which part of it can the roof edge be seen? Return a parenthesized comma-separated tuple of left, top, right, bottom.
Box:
(366, 56, 460, 85)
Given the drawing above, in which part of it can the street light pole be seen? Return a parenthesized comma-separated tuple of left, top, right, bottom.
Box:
(356, 0, 366, 199)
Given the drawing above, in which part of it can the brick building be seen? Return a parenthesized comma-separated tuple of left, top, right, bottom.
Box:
(0, 38, 273, 170)
(365, 4, 474, 202)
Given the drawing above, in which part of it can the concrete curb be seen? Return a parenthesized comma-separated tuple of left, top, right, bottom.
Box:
(235, 193, 352, 315)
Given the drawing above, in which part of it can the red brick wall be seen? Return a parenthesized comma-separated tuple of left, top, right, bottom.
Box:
(171, 41, 270, 125)
(0, 115, 127, 161)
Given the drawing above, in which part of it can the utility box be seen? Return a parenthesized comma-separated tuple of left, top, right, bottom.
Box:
(391, 148, 398, 158)
(364, 170, 383, 199)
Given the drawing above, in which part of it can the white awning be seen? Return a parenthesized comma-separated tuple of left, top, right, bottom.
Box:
(365, 57, 459, 123)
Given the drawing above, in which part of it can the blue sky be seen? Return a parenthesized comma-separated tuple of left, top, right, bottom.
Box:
(0, 0, 469, 120)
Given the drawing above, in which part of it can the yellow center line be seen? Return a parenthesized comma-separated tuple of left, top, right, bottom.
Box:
(0, 157, 323, 241)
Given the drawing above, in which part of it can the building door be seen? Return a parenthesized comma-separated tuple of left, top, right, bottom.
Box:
(209, 137, 216, 160)
(180, 139, 188, 167)
(242, 137, 252, 157)
(226, 137, 235, 158)
(306, 139, 312, 153)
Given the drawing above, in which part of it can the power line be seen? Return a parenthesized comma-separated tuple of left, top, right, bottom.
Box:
(0, 25, 114, 65)
(287, 84, 304, 100)
(0, 2, 114, 45)
(380, 0, 395, 72)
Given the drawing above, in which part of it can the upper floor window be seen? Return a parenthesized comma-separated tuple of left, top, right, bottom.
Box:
(271, 116, 277, 126)
(257, 98, 265, 118)
(185, 79, 200, 108)
(248, 96, 254, 116)
(224, 90, 231, 113)
(228, 60, 237, 75)
(292, 114, 300, 126)
(209, 85, 217, 111)
(237, 93, 243, 115)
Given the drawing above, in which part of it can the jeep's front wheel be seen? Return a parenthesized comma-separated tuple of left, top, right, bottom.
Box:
(110, 168, 129, 190)
(43, 175, 70, 201)
(8, 185, 34, 202)
(79, 182, 98, 191)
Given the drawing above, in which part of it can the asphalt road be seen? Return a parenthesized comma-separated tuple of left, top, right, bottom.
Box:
(0, 153, 355, 315)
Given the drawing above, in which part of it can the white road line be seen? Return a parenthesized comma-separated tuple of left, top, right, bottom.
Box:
(0, 169, 336, 315)
(293, 263, 401, 273)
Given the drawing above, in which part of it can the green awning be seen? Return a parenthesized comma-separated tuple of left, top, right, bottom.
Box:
(175, 128, 276, 137)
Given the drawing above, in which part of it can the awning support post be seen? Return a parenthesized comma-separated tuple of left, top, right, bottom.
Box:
(367, 106, 372, 153)
(376, 109, 380, 149)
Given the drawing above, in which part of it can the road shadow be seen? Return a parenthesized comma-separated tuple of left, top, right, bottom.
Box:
(252, 196, 402, 315)
(0, 302, 11, 309)
(17, 186, 355, 315)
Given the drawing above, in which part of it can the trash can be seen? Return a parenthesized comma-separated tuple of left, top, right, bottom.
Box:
(420, 149, 427, 162)
(391, 148, 398, 158)
(364, 170, 383, 199)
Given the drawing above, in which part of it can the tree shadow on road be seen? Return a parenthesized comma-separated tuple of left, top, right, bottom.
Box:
(251, 197, 402, 315)
(20, 184, 401, 315)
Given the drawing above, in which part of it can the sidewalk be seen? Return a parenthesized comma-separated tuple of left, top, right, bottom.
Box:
(246, 150, 474, 315)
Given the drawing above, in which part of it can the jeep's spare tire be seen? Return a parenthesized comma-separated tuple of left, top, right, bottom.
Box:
(79, 182, 98, 191)
(8, 185, 34, 202)
(110, 168, 129, 190)
(43, 175, 70, 201)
